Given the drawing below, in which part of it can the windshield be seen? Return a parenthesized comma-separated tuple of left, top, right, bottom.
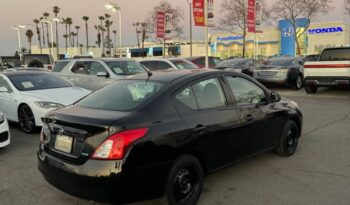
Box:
(105, 61, 145, 75)
(8, 73, 71, 91)
(77, 80, 164, 111)
(169, 59, 198, 69)
(263, 58, 294, 67)
(24, 55, 52, 65)
(217, 59, 248, 68)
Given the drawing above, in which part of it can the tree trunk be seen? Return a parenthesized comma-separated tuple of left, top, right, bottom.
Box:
(46, 23, 51, 55)
(242, 29, 246, 58)
(86, 22, 89, 52)
(107, 27, 111, 57)
(68, 25, 72, 47)
(76, 28, 79, 48)
(55, 21, 59, 59)
(29, 41, 32, 54)
(42, 22, 46, 46)
(37, 25, 42, 54)
(65, 25, 68, 51)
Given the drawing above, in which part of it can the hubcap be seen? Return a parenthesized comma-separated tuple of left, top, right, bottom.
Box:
(18, 106, 34, 132)
(173, 167, 198, 203)
(296, 76, 302, 89)
(286, 129, 297, 152)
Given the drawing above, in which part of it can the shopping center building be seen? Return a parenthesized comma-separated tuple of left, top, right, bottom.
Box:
(210, 20, 350, 59)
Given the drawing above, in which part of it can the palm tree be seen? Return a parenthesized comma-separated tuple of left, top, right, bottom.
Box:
(113, 30, 117, 57)
(25, 29, 34, 54)
(63, 34, 69, 50)
(66, 17, 73, 46)
(40, 17, 45, 47)
(43, 12, 51, 55)
(98, 16, 106, 56)
(105, 19, 113, 57)
(82, 16, 90, 52)
(53, 6, 61, 58)
(71, 32, 77, 47)
(95, 25, 101, 47)
(61, 18, 69, 50)
(33, 19, 42, 54)
(75, 26, 80, 48)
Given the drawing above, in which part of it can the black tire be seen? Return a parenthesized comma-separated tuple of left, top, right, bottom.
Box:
(160, 155, 204, 205)
(18, 104, 37, 133)
(28, 60, 44, 68)
(305, 84, 318, 94)
(276, 121, 300, 157)
(291, 75, 303, 90)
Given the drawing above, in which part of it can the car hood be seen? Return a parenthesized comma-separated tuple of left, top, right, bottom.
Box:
(21, 86, 91, 106)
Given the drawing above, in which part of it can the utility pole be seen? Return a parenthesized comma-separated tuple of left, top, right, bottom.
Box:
(187, 0, 193, 57)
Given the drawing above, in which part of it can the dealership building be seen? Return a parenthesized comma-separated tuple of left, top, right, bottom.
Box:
(210, 20, 350, 59)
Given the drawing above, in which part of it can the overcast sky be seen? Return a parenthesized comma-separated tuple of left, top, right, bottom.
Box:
(0, 0, 346, 56)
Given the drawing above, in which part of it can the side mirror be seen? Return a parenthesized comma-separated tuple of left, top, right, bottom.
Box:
(97, 72, 109, 77)
(0, 86, 9, 92)
(270, 92, 281, 102)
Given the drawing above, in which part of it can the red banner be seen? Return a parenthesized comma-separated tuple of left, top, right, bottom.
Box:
(156, 11, 165, 38)
(247, 0, 256, 33)
(193, 0, 205, 27)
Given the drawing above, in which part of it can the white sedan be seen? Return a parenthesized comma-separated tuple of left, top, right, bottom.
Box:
(0, 70, 91, 133)
(0, 112, 10, 148)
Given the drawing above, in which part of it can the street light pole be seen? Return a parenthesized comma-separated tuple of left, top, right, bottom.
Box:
(105, 2, 122, 58)
(187, 0, 193, 57)
(204, 0, 209, 68)
(11, 25, 25, 61)
(43, 20, 54, 57)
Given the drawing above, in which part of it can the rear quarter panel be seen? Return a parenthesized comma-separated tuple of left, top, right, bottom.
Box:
(304, 61, 350, 77)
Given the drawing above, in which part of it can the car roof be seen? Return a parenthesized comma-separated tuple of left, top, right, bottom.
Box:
(57, 58, 135, 62)
(1, 69, 48, 77)
(126, 69, 230, 83)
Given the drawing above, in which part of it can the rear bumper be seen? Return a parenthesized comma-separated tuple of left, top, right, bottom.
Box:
(254, 75, 288, 85)
(38, 150, 172, 203)
(304, 76, 350, 87)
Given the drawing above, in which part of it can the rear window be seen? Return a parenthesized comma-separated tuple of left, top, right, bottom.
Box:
(140, 61, 173, 71)
(24, 55, 52, 64)
(169, 59, 198, 69)
(77, 80, 164, 111)
(105, 61, 145, 75)
(320, 49, 350, 61)
(8, 73, 71, 91)
(52, 61, 69, 72)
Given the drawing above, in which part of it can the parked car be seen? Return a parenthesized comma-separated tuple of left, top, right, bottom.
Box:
(254, 57, 305, 90)
(22, 54, 54, 70)
(38, 69, 303, 205)
(305, 54, 320, 62)
(0, 56, 20, 70)
(139, 58, 199, 71)
(0, 69, 91, 133)
(185, 56, 221, 68)
(52, 58, 145, 91)
(304, 47, 350, 94)
(0, 112, 10, 148)
(215, 58, 259, 77)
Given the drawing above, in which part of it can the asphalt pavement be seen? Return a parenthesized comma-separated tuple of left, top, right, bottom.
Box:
(0, 87, 350, 205)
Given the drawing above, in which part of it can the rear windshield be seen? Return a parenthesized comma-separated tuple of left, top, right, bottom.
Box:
(264, 58, 294, 66)
(216, 59, 248, 68)
(169, 59, 198, 69)
(8, 73, 71, 91)
(52, 61, 69, 72)
(105, 61, 145, 75)
(77, 80, 163, 111)
(24, 55, 52, 64)
(320, 49, 350, 61)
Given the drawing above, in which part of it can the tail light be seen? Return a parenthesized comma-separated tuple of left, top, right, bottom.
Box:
(91, 128, 148, 160)
(47, 65, 52, 70)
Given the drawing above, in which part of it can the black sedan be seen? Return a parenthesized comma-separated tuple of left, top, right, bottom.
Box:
(38, 69, 303, 205)
(215, 58, 258, 77)
(254, 57, 305, 90)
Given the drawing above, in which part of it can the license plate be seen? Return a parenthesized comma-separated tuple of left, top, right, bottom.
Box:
(54, 135, 73, 153)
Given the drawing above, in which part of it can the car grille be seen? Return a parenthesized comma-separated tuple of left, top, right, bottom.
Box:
(0, 131, 9, 143)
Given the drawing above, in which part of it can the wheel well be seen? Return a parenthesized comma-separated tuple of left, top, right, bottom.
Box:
(289, 116, 302, 137)
(17, 103, 29, 117)
(182, 152, 208, 175)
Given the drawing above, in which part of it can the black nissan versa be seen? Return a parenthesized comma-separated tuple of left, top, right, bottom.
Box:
(38, 69, 303, 205)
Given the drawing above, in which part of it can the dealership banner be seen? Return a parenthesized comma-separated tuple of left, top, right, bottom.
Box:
(247, 0, 256, 32)
(193, 0, 205, 26)
(156, 11, 165, 39)
(255, 0, 262, 27)
(207, 0, 215, 27)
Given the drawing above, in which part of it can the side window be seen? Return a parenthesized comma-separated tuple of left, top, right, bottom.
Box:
(0, 77, 11, 91)
(194, 58, 204, 66)
(193, 78, 227, 109)
(71, 61, 92, 75)
(225, 76, 266, 105)
(175, 87, 198, 110)
(90, 62, 107, 75)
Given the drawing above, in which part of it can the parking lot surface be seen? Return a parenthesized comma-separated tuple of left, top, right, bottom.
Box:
(1, 88, 350, 205)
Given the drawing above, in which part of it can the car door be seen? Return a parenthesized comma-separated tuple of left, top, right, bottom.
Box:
(87, 61, 112, 90)
(224, 75, 286, 154)
(173, 76, 244, 170)
(0, 76, 18, 121)
(69, 61, 94, 90)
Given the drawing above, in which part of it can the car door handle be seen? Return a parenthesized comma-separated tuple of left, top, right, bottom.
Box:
(245, 115, 255, 122)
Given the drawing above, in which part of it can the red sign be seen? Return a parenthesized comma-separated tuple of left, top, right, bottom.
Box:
(156, 11, 165, 38)
(247, 0, 256, 33)
(193, 0, 205, 27)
